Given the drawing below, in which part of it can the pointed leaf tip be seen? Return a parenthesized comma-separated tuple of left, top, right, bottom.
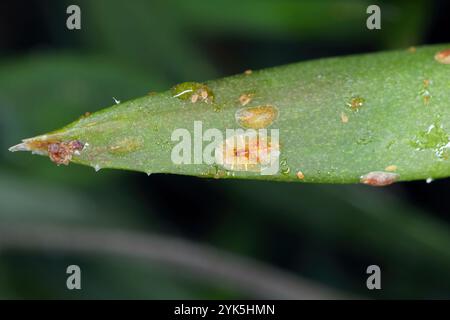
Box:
(8, 142, 29, 152)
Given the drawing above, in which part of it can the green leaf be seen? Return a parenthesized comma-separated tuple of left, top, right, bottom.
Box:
(9, 44, 450, 185)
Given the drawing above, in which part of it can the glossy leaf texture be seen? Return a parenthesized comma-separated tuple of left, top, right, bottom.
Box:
(10, 44, 450, 184)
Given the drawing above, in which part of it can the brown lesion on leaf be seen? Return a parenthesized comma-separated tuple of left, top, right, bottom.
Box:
(239, 93, 255, 106)
(9, 139, 85, 166)
(108, 137, 143, 155)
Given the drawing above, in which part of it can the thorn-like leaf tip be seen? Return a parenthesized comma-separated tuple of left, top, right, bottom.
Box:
(8, 142, 29, 152)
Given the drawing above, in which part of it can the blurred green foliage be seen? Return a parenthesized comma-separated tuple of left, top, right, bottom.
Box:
(1, 0, 449, 299)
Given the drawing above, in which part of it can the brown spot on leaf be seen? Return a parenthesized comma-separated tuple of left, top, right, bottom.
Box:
(108, 137, 143, 155)
(239, 93, 254, 106)
(347, 96, 365, 111)
(384, 165, 397, 172)
(190, 87, 212, 103)
(191, 93, 199, 103)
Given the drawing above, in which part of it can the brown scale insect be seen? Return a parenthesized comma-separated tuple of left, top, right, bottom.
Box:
(47, 140, 84, 165)
(360, 171, 399, 187)
(434, 49, 450, 64)
(235, 105, 279, 129)
(296, 171, 305, 180)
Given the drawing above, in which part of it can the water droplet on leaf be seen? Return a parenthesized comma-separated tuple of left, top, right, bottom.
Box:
(410, 122, 450, 160)
(281, 166, 290, 175)
(280, 158, 290, 175)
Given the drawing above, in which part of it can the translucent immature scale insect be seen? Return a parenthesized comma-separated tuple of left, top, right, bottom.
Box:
(214, 129, 280, 175)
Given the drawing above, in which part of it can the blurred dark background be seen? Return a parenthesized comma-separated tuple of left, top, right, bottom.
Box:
(1, 0, 450, 299)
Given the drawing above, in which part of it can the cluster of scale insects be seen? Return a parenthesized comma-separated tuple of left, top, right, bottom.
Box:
(12, 48, 450, 186)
